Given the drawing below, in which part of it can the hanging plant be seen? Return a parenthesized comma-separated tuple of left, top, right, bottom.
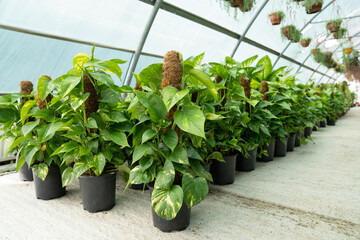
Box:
(326, 19, 342, 33)
(303, 0, 323, 14)
(281, 25, 302, 43)
(268, 11, 285, 25)
(342, 40, 353, 55)
(311, 47, 321, 56)
(333, 27, 347, 39)
(230, 0, 255, 12)
(300, 37, 312, 47)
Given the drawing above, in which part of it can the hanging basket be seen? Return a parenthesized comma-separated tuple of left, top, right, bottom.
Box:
(269, 12, 283, 25)
(327, 22, 341, 33)
(300, 39, 311, 47)
(306, 2, 323, 14)
(282, 27, 290, 37)
(231, 0, 254, 12)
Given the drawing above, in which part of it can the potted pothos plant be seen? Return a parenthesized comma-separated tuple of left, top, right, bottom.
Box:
(0, 81, 34, 181)
(300, 37, 312, 47)
(303, 0, 323, 14)
(281, 25, 302, 43)
(326, 19, 342, 33)
(230, 0, 255, 12)
(126, 51, 217, 232)
(15, 75, 68, 200)
(53, 49, 131, 212)
(268, 11, 285, 25)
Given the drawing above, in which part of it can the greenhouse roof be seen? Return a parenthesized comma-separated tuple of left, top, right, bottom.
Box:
(0, 0, 360, 92)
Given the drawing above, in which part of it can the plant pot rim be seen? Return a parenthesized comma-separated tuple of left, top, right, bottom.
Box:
(79, 171, 117, 179)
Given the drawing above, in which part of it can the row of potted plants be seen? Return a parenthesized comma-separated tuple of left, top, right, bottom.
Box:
(0, 48, 354, 232)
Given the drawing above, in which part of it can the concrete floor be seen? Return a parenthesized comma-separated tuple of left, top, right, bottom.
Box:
(1, 108, 360, 240)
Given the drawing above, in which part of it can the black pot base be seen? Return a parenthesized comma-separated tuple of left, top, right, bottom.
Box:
(210, 154, 237, 185)
(33, 166, 66, 200)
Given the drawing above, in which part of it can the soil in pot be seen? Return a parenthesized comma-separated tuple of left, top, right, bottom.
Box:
(287, 133, 296, 152)
(304, 127, 313, 138)
(257, 141, 275, 162)
(236, 147, 257, 171)
(306, 2, 323, 14)
(274, 138, 288, 157)
(33, 166, 66, 200)
(269, 13, 282, 25)
(294, 131, 303, 147)
(210, 154, 237, 185)
(79, 172, 117, 213)
(320, 120, 326, 128)
(149, 187, 191, 232)
(19, 162, 33, 181)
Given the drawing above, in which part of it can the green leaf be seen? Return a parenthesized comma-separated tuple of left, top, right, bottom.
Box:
(240, 55, 258, 68)
(89, 71, 116, 91)
(33, 109, 55, 122)
(182, 173, 208, 207)
(205, 113, 224, 120)
(62, 167, 75, 187)
(260, 125, 271, 136)
(162, 86, 189, 111)
(33, 163, 49, 181)
(154, 159, 175, 189)
(109, 131, 129, 147)
(22, 119, 40, 136)
(189, 158, 212, 181)
(84, 59, 124, 80)
(136, 91, 167, 123)
(94, 153, 106, 175)
(161, 129, 178, 152)
(39, 120, 67, 143)
(142, 129, 156, 144)
(24, 145, 38, 166)
(132, 143, 153, 164)
(129, 165, 154, 185)
(85, 118, 98, 128)
(151, 185, 183, 220)
(168, 146, 189, 165)
(139, 63, 163, 93)
(8, 136, 26, 153)
(16, 155, 26, 172)
(37, 76, 55, 101)
(51, 142, 79, 156)
(20, 99, 36, 124)
(254, 55, 272, 80)
(208, 152, 224, 162)
(73, 162, 89, 178)
(70, 93, 90, 111)
(73, 52, 90, 72)
(174, 106, 205, 138)
(60, 76, 81, 97)
(187, 69, 219, 102)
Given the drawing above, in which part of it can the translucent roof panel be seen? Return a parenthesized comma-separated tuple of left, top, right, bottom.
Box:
(0, 29, 132, 93)
(0, 0, 153, 52)
(142, 9, 238, 63)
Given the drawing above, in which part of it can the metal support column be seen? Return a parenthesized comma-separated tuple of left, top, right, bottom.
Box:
(273, 0, 334, 67)
(230, 0, 269, 58)
(124, 0, 164, 87)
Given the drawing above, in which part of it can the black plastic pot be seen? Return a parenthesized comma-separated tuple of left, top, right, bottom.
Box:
(320, 120, 326, 128)
(257, 141, 275, 162)
(236, 147, 257, 171)
(33, 166, 66, 200)
(304, 127, 312, 138)
(274, 138, 288, 157)
(294, 131, 303, 147)
(19, 162, 33, 181)
(127, 159, 148, 190)
(287, 133, 296, 152)
(312, 122, 320, 131)
(210, 154, 237, 185)
(79, 172, 117, 213)
(327, 118, 336, 126)
(149, 187, 191, 232)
